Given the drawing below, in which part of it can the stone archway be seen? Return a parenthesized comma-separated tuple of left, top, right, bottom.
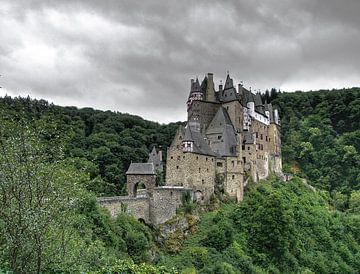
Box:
(194, 190, 203, 202)
(126, 163, 156, 197)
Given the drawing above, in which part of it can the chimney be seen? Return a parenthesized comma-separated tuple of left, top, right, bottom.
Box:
(219, 80, 223, 92)
(206, 73, 216, 102)
(238, 81, 243, 94)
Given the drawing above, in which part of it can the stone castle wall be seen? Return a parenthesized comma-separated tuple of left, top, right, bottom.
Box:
(150, 187, 192, 225)
(98, 186, 193, 225)
(222, 101, 243, 132)
(98, 196, 150, 223)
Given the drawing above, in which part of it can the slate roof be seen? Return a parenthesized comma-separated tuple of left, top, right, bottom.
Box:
(206, 107, 237, 157)
(183, 124, 216, 156)
(267, 103, 274, 123)
(188, 78, 202, 99)
(219, 74, 239, 102)
(206, 107, 233, 134)
(224, 74, 234, 90)
(148, 147, 162, 168)
(241, 88, 254, 105)
(254, 93, 263, 106)
(126, 163, 155, 175)
(200, 76, 208, 97)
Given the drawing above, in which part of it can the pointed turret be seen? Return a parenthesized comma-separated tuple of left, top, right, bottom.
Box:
(219, 73, 239, 102)
(187, 77, 204, 110)
(224, 73, 234, 90)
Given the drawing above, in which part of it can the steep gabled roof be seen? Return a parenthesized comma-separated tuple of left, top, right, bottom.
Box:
(224, 74, 234, 90)
(200, 76, 207, 95)
(188, 78, 202, 97)
(219, 74, 239, 102)
(206, 107, 237, 157)
(220, 125, 237, 156)
(126, 163, 155, 175)
(184, 124, 216, 156)
(206, 107, 233, 135)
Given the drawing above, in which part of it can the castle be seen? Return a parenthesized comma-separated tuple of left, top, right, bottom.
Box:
(99, 73, 282, 225)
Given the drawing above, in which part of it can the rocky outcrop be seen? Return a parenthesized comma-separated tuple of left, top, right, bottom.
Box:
(156, 214, 199, 253)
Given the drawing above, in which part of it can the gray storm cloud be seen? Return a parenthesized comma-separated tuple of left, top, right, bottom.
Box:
(0, 0, 359, 123)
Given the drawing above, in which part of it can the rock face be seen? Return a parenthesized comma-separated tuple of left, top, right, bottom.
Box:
(157, 214, 199, 253)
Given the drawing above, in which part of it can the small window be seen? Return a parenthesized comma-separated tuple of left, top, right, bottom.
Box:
(243, 157, 246, 163)
(261, 134, 263, 140)
(196, 156, 199, 160)
(247, 147, 250, 151)
(202, 179, 205, 184)
(218, 135, 222, 140)
(207, 168, 209, 172)
(176, 166, 179, 169)
(242, 145, 245, 150)
(217, 162, 223, 167)
(199, 168, 201, 173)
(231, 160, 235, 167)
(171, 156, 173, 159)
(232, 175, 235, 180)
(206, 157, 208, 161)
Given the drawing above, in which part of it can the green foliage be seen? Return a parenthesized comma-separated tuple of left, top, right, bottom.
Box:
(159, 178, 360, 273)
(90, 259, 177, 274)
(201, 217, 234, 251)
(180, 191, 195, 214)
(0, 96, 183, 197)
(0, 116, 161, 273)
(114, 213, 153, 263)
(270, 88, 360, 197)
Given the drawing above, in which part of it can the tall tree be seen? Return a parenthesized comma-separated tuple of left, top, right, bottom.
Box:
(0, 118, 87, 273)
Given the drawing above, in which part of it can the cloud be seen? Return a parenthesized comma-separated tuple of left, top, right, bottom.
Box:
(0, 0, 359, 123)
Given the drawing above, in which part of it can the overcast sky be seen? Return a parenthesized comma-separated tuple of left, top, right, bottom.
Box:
(1, 0, 359, 123)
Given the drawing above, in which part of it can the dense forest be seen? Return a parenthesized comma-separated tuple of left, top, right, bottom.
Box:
(0, 87, 359, 273)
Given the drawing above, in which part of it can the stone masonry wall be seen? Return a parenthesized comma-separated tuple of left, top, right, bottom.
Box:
(184, 153, 216, 203)
(222, 101, 243, 132)
(224, 156, 244, 201)
(150, 187, 192, 225)
(166, 129, 185, 185)
(98, 196, 150, 223)
(188, 101, 220, 133)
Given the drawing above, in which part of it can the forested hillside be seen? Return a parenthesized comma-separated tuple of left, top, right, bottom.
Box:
(158, 178, 360, 273)
(0, 96, 182, 196)
(1, 87, 360, 273)
(268, 87, 360, 204)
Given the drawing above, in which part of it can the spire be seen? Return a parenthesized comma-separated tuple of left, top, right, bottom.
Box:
(224, 73, 234, 90)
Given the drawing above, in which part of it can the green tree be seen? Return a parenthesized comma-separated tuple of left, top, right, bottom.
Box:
(0, 119, 87, 273)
